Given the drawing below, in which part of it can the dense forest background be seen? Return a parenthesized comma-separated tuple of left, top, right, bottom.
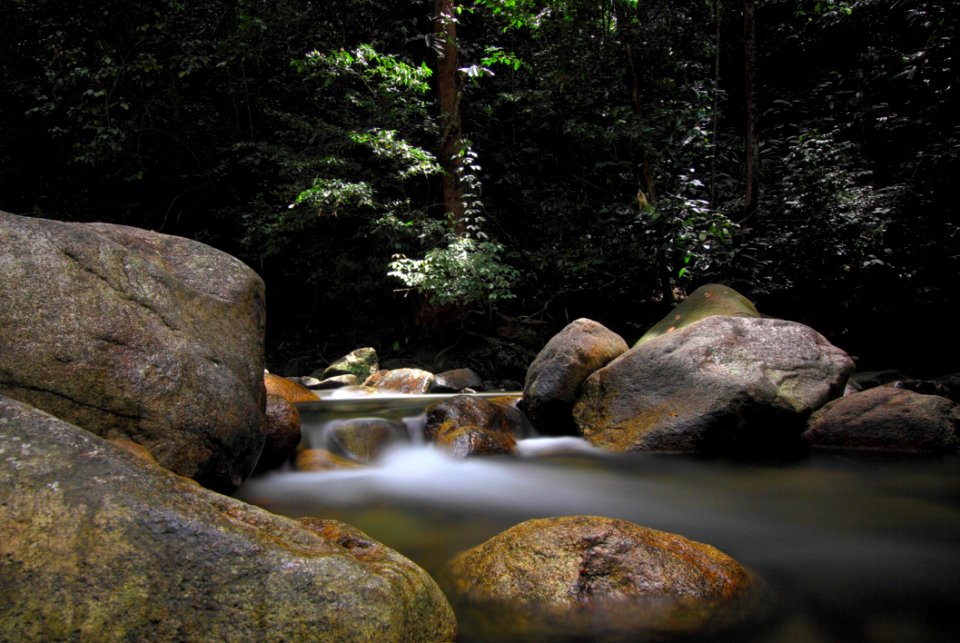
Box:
(2, 0, 957, 381)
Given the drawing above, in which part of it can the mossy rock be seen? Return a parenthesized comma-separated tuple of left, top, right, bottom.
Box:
(634, 284, 760, 347)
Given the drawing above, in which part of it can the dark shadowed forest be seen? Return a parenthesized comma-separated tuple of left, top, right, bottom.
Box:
(2, 0, 957, 380)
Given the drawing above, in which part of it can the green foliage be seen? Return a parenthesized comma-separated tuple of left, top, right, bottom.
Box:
(1, 0, 957, 373)
(389, 238, 520, 308)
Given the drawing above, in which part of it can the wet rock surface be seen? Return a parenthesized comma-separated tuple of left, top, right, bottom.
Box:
(326, 418, 410, 463)
(425, 394, 527, 457)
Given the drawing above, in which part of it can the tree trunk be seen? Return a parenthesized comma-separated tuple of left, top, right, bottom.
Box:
(742, 0, 759, 220)
(434, 0, 465, 232)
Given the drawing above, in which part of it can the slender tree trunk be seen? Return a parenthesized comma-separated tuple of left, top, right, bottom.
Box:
(435, 0, 465, 232)
(742, 0, 759, 220)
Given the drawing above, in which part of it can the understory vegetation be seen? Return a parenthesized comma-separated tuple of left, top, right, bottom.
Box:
(2, 0, 956, 378)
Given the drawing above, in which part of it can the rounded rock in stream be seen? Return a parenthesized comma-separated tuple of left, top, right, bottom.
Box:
(425, 394, 527, 457)
(803, 386, 960, 452)
(265, 372, 321, 403)
(326, 418, 410, 463)
(522, 318, 628, 435)
(365, 368, 435, 394)
(574, 316, 854, 455)
(443, 515, 760, 641)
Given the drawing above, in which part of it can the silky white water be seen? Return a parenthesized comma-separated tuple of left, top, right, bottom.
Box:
(236, 395, 960, 642)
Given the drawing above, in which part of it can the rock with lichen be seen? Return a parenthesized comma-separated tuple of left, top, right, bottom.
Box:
(0, 394, 457, 642)
(443, 515, 759, 641)
(0, 211, 266, 494)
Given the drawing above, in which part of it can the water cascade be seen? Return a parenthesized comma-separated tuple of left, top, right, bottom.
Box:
(236, 390, 960, 642)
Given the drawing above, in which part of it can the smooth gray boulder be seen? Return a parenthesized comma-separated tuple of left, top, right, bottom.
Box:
(573, 316, 854, 455)
(0, 211, 266, 492)
(0, 395, 457, 642)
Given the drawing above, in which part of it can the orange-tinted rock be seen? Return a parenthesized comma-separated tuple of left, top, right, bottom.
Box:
(365, 368, 435, 394)
(264, 372, 320, 403)
(424, 395, 526, 458)
(425, 395, 528, 442)
(444, 515, 759, 641)
(107, 437, 159, 465)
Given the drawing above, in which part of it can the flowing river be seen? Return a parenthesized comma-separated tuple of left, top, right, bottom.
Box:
(236, 392, 960, 642)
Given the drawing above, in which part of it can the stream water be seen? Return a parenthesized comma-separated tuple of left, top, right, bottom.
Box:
(236, 392, 960, 642)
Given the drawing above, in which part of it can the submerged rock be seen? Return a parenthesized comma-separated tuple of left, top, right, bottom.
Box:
(0, 211, 266, 493)
(425, 395, 527, 457)
(365, 368, 435, 394)
(573, 316, 854, 455)
(433, 426, 517, 458)
(634, 283, 761, 347)
(443, 515, 759, 641)
(0, 395, 457, 642)
(522, 319, 628, 435)
(326, 418, 410, 463)
(295, 448, 366, 472)
(804, 387, 960, 452)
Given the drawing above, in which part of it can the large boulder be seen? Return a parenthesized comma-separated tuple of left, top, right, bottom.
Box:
(0, 212, 266, 492)
(634, 283, 761, 347)
(0, 395, 457, 641)
(803, 386, 960, 452)
(443, 515, 759, 641)
(573, 316, 854, 455)
(522, 319, 628, 435)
